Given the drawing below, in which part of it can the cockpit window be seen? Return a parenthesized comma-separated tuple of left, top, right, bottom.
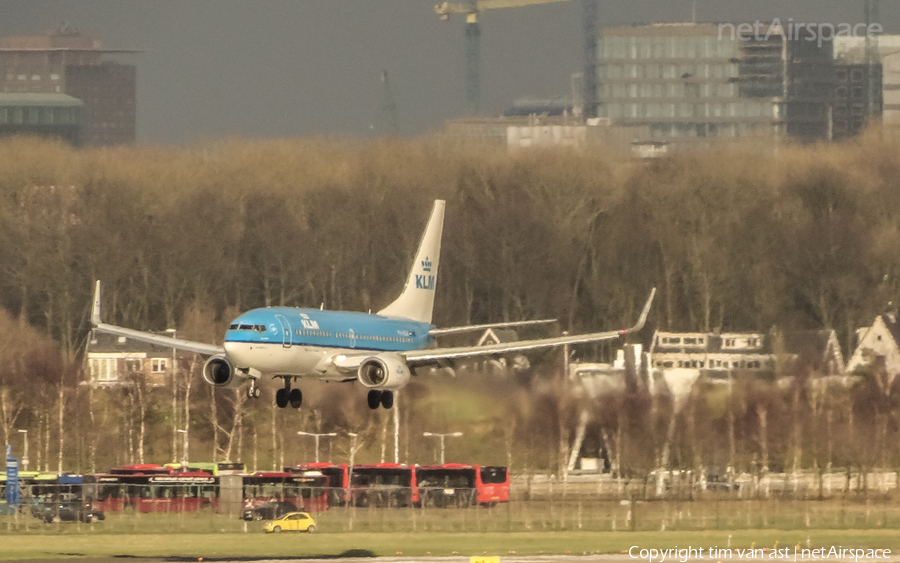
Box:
(229, 324, 267, 333)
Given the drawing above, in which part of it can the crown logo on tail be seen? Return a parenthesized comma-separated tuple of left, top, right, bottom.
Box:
(421, 257, 432, 272)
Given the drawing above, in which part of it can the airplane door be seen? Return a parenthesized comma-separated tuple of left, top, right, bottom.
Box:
(275, 315, 292, 348)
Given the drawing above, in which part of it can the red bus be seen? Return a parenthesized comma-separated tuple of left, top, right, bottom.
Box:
(416, 464, 509, 507)
(349, 463, 418, 508)
(285, 463, 349, 507)
(241, 471, 329, 516)
(87, 465, 329, 516)
(164, 461, 246, 476)
(85, 466, 219, 513)
(109, 464, 172, 475)
(476, 465, 509, 505)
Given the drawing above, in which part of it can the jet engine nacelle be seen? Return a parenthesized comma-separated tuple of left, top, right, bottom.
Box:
(357, 353, 411, 390)
(202, 355, 249, 389)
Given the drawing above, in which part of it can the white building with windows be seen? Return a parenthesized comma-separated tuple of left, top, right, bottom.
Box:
(85, 331, 185, 387)
(649, 329, 844, 379)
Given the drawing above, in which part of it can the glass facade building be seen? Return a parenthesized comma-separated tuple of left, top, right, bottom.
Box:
(595, 23, 833, 142)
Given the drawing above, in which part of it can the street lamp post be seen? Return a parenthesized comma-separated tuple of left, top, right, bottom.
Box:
(17, 429, 28, 471)
(166, 329, 178, 465)
(422, 431, 463, 465)
(297, 431, 337, 463)
(347, 432, 358, 470)
(176, 429, 188, 465)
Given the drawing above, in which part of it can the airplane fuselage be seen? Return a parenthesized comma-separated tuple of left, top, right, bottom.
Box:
(223, 307, 433, 379)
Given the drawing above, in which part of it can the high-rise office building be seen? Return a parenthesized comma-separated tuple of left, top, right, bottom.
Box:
(593, 23, 834, 144)
(831, 36, 900, 138)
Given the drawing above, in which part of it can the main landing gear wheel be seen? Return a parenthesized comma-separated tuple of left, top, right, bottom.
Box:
(275, 388, 288, 409)
(367, 390, 394, 410)
(276, 378, 302, 409)
(246, 384, 260, 400)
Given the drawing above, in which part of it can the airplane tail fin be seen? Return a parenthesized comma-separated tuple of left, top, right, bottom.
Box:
(378, 200, 445, 324)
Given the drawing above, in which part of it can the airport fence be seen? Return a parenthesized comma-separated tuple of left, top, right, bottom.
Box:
(3, 475, 900, 534)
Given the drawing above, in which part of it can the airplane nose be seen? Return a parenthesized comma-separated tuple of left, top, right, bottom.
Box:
(223, 340, 251, 358)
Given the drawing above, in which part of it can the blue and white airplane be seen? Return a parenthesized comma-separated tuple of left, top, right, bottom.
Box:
(91, 200, 655, 410)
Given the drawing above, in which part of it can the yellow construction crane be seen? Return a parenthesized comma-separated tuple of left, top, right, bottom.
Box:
(435, 0, 571, 116)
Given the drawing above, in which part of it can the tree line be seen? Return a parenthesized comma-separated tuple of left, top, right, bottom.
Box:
(1, 132, 899, 484)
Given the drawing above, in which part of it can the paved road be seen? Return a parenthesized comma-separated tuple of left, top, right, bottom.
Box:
(15, 554, 899, 563)
(187, 556, 900, 563)
(10, 548, 900, 563)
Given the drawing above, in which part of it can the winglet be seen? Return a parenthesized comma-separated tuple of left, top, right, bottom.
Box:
(91, 280, 103, 327)
(621, 287, 656, 335)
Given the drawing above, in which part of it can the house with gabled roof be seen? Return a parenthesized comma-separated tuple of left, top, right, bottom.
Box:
(84, 330, 188, 388)
(475, 328, 518, 347)
(777, 329, 845, 376)
(846, 313, 900, 377)
(476, 328, 530, 373)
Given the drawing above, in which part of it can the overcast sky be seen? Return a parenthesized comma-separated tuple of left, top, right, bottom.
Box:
(0, 0, 894, 144)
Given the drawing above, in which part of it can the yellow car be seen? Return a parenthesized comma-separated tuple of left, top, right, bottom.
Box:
(263, 511, 317, 533)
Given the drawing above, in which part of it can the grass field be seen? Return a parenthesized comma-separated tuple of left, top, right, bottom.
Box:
(4, 499, 900, 560)
(1, 529, 900, 560)
(7, 498, 900, 535)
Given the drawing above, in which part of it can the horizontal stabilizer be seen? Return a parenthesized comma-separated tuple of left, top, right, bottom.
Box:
(430, 318, 557, 337)
(404, 288, 656, 365)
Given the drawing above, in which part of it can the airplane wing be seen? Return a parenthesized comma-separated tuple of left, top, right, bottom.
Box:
(90, 281, 224, 356)
(429, 318, 557, 337)
(404, 288, 655, 366)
